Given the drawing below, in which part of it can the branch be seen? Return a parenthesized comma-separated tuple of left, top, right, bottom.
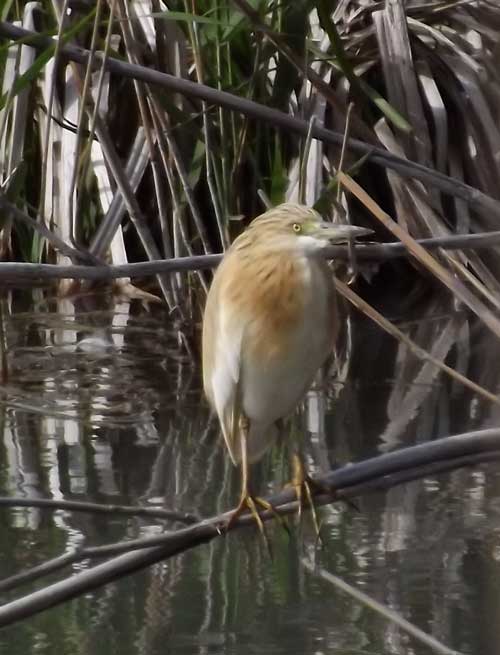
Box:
(0, 496, 198, 524)
(0, 428, 499, 627)
(1, 230, 500, 279)
(1, 22, 500, 221)
(1, 448, 498, 597)
(0, 194, 101, 265)
(0, 551, 81, 594)
(302, 559, 461, 655)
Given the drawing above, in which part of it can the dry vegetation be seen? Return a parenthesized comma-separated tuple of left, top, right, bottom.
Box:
(1, 0, 499, 390)
(0, 0, 498, 384)
(0, 0, 499, 300)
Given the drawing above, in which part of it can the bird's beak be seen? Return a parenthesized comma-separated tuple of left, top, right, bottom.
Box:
(315, 223, 373, 243)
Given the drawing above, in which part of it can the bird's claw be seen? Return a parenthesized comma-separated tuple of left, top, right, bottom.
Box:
(289, 477, 323, 546)
(287, 457, 360, 544)
(227, 493, 271, 557)
(287, 454, 328, 545)
(225, 493, 289, 558)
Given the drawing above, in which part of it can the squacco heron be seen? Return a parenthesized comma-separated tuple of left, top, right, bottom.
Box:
(202, 203, 370, 534)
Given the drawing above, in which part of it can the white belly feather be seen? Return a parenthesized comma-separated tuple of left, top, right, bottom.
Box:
(240, 258, 333, 461)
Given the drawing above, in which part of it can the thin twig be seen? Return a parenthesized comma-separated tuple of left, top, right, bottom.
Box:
(86, 0, 117, 153)
(301, 559, 462, 655)
(336, 102, 358, 281)
(335, 278, 500, 406)
(257, 189, 272, 210)
(336, 104, 354, 204)
(298, 115, 316, 205)
(0, 496, 199, 523)
(0, 193, 102, 264)
(149, 101, 213, 257)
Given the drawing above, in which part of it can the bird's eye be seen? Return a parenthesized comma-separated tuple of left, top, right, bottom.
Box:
(292, 223, 301, 233)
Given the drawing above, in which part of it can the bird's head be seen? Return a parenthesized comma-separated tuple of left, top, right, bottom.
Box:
(242, 203, 372, 255)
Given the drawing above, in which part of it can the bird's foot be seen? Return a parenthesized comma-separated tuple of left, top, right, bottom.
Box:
(287, 457, 359, 543)
(287, 454, 328, 544)
(226, 493, 264, 533)
(226, 493, 288, 557)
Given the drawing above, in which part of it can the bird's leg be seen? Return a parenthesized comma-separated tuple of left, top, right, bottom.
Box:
(291, 454, 360, 528)
(225, 417, 270, 546)
(289, 453, 323, 542)
(225, 417, 289, 550)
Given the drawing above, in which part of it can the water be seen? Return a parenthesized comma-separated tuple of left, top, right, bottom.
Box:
(0, 287, 498, 655)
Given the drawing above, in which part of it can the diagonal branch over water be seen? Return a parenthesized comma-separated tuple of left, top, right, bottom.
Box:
(301, 558, 463, 655)
(336, 279, 500, 406)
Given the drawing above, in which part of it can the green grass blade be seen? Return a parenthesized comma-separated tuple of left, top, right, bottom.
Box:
(315, 0, 412, 133)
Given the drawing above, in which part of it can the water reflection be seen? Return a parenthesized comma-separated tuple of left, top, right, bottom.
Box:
(0, 288, 498, 654)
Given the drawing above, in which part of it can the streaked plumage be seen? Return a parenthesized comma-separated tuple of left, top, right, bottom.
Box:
(203, 204, 369, 470)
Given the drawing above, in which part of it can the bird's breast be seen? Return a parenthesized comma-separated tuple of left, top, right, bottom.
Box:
(240, 255, 334, 362)
(237, 255, 335, 424)
(240, 256, 304, 358)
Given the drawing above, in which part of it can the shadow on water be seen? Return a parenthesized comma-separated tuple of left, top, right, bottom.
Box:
(0, 287, 499, 654)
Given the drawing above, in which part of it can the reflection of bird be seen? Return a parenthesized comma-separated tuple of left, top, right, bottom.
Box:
(202, 203, 371, 533)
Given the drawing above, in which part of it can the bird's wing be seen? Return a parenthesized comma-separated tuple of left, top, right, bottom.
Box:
(210, 301, 244, 465)
(202, 254, 245, 466)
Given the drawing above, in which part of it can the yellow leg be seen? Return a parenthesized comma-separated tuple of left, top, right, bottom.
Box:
(226, 417, 287, 553)
(227, 418, 265, 531)
(290, 453, 323, 542)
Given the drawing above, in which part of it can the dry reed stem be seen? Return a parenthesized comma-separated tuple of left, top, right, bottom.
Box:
(1, 21, 499, 223)
(335, 278, 500, 407)
(338, 172, 500, 342)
